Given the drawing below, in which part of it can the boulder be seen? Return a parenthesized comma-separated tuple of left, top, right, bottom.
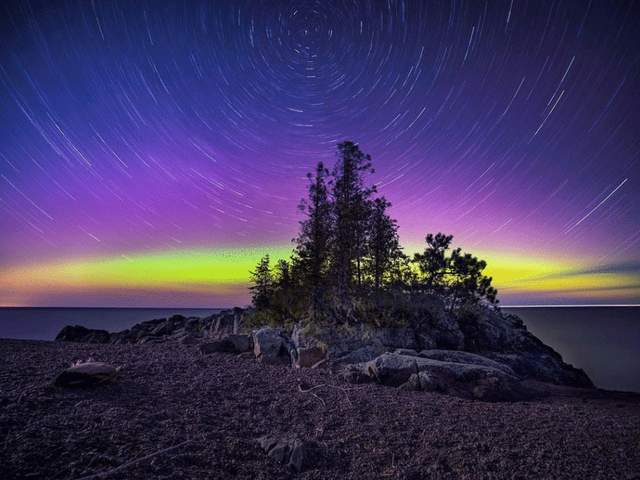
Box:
(257, 435, 319, 472)
(485, 351, 592, 388)
(402, 360, 524, 402)
(225, 334, 253, 352)
(252, 327, 294, 365)
(366, 353, 419, 386)
(54, 362, 118, 388)
(291, 322, 418, 368)
(206, 308, 243, 338)
(55, 325, 110, 344)
(412, 349, 516, 376)
(339, 363, 374, 384)
(351, 352, 525, 401)
(332, 346, 381, 367)
(295, 346, 326, 368)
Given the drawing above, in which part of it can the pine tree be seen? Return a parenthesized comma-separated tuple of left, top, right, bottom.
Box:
(249, 255, 273, 309)
(413, 233, 453, 295)
(294, 161, 333, 315)
(367, 197, 401, 291)
(331, 141, 375, 303)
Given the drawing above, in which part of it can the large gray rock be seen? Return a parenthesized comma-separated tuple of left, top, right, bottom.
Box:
(206, 308, 243, 338)
(366, 353, 420, 386)
(54, 362, 118, 388)
(291, 322, 418, 368)
(253, 327, 294, 365)
(55, 325, 110, 344)
(296, 346, 326, 368)
(412, 349, 516, 376)
(352, 352, 525, 401)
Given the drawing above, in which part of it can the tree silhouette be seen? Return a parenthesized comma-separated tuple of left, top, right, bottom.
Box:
(331, 141, 375, 303)
(413, 233, 453, 295)
(294, 161, 333, 317)
(248, 141, 500, 326)
(249, 255, 273, 309)
(366, 197, 401, 292)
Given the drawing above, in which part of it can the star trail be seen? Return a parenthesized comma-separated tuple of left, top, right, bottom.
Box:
(1, 0, 639, 307)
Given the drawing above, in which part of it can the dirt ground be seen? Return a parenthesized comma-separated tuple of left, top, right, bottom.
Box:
(1, 339, 639, 479)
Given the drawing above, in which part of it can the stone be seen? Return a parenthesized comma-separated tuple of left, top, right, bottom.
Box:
(295, 346, 326, 368)
(366, 353, 419, 386)
(252, 327, 294, 365)
(224, 334, 252, 353)
(257, 435, 319, 472)
(54, 362, 118, 388)
(206, 308, 243, 338)
(356, 352, 526, 401)
(55, 325, 110, 344)
(413, 349, 516, 376)
(331, 346, 381, 367)
(339, 363, 373, 384)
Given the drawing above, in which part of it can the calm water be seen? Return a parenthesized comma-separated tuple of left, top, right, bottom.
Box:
(503, 307, 640, 393)
(0, 308, 221, 342)
(0, 306, 638, 392)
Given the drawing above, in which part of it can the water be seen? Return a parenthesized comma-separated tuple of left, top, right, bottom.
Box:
(0, 307, 222, 342)
(503, 307, 640, 393)
(0, 306, 638, 392)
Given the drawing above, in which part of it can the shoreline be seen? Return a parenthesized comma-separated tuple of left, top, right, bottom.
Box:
(2, 339, 639, 479)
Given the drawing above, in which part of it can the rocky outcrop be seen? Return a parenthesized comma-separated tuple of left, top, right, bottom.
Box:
(253, 327, 295, 365)
(54, 361, 118, 388)
(401, 349, 516, 376)
(57, 309, 251, 346)
(53, 301, 593, 393)
(205, 307, 244, 338)
(291, 322, 418, 368)
(110, 314, 203, 345)
(456, 307, 593, 388)
(290, 301, 592, 390)
(345, 352, 525, 401)
(55, 325, 110, 344)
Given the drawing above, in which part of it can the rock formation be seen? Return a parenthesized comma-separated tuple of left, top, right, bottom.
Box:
(54, 301, 593, 400)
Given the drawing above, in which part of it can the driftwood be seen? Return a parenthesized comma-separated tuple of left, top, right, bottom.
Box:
(297, 382, 355, 407)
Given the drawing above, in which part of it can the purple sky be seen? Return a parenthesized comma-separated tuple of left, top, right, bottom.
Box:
(1, 1, 639, 306)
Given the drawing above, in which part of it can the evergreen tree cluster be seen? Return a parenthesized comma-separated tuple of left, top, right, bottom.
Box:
(249, 141, 498, 326)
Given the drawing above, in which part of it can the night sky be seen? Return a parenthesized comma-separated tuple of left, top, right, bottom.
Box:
(1, 0, 639, 307)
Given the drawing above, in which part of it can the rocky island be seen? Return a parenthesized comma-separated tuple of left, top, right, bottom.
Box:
(2, 143, 639, 478)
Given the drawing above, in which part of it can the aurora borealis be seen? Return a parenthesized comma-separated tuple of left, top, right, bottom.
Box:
(1, 1, 639, 307)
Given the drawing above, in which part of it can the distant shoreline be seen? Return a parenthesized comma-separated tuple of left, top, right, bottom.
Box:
(1, 304, 638, 309)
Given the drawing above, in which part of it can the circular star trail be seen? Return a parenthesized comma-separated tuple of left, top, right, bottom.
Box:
(0, 0, 639, 306)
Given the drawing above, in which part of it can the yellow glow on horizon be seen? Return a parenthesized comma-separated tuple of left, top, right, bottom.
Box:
(0, 245, 638, 306)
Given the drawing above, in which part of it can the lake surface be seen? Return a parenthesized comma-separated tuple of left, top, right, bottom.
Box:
(1, 306, 638, 392)
(0, 308, 222, 341)
(502, 306, 640, 393)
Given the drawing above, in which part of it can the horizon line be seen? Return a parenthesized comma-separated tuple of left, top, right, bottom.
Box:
(502, 304, 640, 308)
(1, 303, 639, 309)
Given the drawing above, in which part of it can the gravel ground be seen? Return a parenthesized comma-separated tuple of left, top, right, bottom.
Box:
(1, 339, 639, 480)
